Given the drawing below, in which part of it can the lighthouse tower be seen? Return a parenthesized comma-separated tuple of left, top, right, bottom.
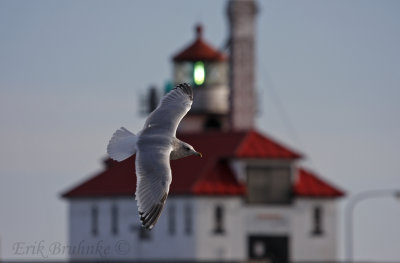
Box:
(172, 25, 230, 132)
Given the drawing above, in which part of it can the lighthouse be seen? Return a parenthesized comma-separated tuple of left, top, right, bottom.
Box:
(172, 24, 230, 132)
(63, 1, 345, 262)
(171, 0, 258, 132)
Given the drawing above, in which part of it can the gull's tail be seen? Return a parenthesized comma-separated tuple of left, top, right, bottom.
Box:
(107, 127, 137, 162)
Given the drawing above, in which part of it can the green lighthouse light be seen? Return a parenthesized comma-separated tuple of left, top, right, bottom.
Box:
(193, 61, 205, 85)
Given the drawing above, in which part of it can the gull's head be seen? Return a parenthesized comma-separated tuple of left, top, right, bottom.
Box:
(181, 143, 202, 158)
(171, 140, 203, 160)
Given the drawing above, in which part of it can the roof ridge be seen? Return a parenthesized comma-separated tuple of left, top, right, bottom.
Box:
(256, 130, 303, 158)
(233, 130, 252, 157)
(235, 130, 302, 159)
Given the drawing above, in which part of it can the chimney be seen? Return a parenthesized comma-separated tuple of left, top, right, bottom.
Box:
(227, 0, 258, 131)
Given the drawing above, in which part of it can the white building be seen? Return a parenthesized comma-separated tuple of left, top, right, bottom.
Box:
(63, 132, 344, 262)
(62, 1, 345, 262)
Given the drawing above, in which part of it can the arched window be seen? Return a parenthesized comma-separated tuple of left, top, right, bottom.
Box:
(91, 205, 98, 236)
(184, 203, 192, 235)
(214, 205, 225, 234)
(168, 204, 176, 236)
(111, 203, 118, 236)
(312, 205, 324, 236)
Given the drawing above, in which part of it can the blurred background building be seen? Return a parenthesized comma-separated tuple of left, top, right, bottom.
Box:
(63, 0, 345, 262)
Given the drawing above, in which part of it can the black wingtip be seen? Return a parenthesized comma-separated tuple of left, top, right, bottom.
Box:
(139, 193, 168, 230)
(175, 83, 193, 101)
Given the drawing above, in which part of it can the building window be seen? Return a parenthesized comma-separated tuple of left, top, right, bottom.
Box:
(168, 204, 176, 235)
(214, 205, 225, 234)
(111, 203, 118, 236)
(246, 166, 292, 204)
(91, 205, 98, 236)
(184, 203, 192, 235)
(312, 206, 324, 236)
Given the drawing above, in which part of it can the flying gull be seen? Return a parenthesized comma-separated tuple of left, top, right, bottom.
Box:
(107, 83, 202, 230)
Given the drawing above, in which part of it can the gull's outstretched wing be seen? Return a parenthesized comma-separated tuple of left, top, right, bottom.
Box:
(142, 83, 193, 137)
(135, 135, 173, 230)
(134, 83, 193, 229)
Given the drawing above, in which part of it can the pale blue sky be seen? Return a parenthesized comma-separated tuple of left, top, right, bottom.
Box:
(1, 0, 399, 261)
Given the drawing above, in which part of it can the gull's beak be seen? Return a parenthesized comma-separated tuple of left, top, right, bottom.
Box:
(195, 151, 203, 158)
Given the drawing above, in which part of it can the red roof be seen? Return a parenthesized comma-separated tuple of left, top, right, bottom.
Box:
(192, 160, 246, 196)
(235, 130, 302, 159)
(294, 168, 345, 197)
(62, 130, 343, 199)
(172, 24, 226, 62)
(63, 158, 136, 197)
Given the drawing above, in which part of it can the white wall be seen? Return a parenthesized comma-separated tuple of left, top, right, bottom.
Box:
(193, 197, 245, 261)
(69, 196, 246, 261)
(68, 197, 196, 261)
(68, 196, 339, 262)
(69, 198, 140, 261)
(291, 199, 338, 261)
(139, 197, 196, 260)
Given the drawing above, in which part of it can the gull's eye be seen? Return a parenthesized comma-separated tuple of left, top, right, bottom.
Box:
(184, 146, 190, 151)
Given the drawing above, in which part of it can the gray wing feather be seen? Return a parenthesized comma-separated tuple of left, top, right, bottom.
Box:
(135, 136, 172, 230)
(142, 83, 193, 137)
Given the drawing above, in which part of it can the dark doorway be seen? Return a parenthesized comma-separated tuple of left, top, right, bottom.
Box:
(248, 235, 289, 263)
